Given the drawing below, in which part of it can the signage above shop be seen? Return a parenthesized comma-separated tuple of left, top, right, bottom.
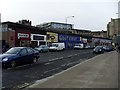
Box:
(18, 33, 29, 39)
(31, 34, 46, 41)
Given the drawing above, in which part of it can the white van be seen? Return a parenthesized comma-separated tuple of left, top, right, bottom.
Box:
(49, 43, 65, 51)
(74, 43, 84, 49)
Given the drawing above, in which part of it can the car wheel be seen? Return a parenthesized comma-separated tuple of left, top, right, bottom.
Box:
(33, 58, 37, 63)
(40, 50, 43, 53)
(11, 61, 16, 68)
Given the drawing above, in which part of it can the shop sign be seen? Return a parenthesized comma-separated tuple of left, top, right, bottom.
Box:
(31, 34, 46, 41)
(82, 38, 87, 43)
(47, 32, 58, 42)
(18, 33, 29, 39)
(59, 34, 80, 42)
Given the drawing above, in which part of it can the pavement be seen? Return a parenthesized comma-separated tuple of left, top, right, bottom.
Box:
(27, 51, 118, 88)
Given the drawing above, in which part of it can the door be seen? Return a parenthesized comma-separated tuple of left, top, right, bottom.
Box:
(17, 48, 28, 65)
(26, 48, 34, 63)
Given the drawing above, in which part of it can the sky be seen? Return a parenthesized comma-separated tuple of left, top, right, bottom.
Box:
(0, 0, 119, 31)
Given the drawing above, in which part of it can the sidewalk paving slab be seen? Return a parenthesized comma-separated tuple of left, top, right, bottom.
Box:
(27, 51, 118, 88)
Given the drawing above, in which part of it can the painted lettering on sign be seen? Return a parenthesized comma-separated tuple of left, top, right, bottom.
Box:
(59, 34, 80, 42)
(18, 33, 29, 39)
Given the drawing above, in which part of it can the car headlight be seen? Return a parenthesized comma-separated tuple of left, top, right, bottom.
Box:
(2, 58, 9, 61)
(99, 49, 101, 51)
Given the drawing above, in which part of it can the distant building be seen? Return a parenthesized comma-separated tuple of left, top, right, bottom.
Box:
(71, 29, 92, 36)
(36, 22, 73, 31)
(107, 18, 120, 39)
(91, 30, 107, 38)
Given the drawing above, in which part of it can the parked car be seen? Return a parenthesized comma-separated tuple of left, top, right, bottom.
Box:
(49, 43, 65, 51)
(0, 47, 39, 68)
(35, 45, 49, 53)
(93, 46, 104, 54)
(103, 45, 113, 52)
(74, 43, 84, 50)
(85, 45, 91, 49)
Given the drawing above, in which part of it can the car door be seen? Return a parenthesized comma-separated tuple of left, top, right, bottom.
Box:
(26, 48, 34, 63)
(17, 48, 28, 65)
(44, 46, 47, 52)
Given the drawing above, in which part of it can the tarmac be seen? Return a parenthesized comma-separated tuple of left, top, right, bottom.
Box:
(27, 51, 119, 88)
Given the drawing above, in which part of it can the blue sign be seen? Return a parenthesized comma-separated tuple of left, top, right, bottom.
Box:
(58, 34, 81, 49)
(58, 34, 80, 42)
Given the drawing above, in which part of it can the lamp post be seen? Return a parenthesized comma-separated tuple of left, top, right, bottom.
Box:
(65, 16, 74, 24)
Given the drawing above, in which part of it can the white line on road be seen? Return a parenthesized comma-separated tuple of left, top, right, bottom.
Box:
(28, 55, 98, 88)
(49, 57, 63, 62)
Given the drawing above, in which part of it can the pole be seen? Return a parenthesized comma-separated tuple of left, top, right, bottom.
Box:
(65, 16, 74, 24)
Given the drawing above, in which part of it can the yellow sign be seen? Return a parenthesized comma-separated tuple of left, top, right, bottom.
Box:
(47, 32, 58, 42)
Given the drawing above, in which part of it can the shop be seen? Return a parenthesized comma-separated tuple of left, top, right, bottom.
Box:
(31, 34, 46, 47)
(15, 32, 30, 47)
(92, 37, 112, 46)
(58, 34, 81, 49)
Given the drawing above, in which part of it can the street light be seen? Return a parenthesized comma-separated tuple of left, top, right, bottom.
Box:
(65, 16, 74, 24)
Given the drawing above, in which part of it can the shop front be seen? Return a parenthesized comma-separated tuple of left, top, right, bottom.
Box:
(31, 34, 46, 47)
(15, 32, 30, 47)
(58, 34, 81, 49)
(92, 38, 112, 47)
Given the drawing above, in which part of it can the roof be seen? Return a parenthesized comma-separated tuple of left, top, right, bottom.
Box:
(2, 21, 40, 31)
(72, 29, 91, 32)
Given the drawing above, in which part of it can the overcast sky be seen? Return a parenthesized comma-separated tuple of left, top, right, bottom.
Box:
(0, 0, 119, 31)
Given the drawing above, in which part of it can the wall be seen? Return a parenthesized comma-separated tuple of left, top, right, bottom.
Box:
(58, 34, 81, 49)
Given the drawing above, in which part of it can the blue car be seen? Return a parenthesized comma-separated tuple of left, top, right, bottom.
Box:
(0, 47, 39, 68)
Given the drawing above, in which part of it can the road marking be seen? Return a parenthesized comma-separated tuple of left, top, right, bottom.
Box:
(43, 67, 61, 74)
(44, 62, 54, 65)
(27, 55, 98, 88)
(49, 57, 63, 62)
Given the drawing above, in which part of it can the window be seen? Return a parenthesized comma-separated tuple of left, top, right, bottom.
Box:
(20, 49, 27, 56)
(27, 48, 33, 54)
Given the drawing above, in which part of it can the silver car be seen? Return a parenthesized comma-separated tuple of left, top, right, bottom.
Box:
(35, 45, 49, 53)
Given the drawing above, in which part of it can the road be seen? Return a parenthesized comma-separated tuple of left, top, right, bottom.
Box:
(2, 49, 97, 89)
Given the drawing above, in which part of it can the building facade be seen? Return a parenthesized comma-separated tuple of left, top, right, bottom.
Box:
(2, 22, 46, 48)
(91, 30, 107, 38)
(1, 21, 113, 49)
(107, 18, 120, 39)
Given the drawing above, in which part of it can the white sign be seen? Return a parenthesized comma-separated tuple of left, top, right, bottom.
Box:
(18, 33, 29, 39)
(31, 34, 46, 41)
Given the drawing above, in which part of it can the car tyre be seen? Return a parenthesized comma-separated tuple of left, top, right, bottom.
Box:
(11, 61, 16, 68)
(40, 50, 43, 53)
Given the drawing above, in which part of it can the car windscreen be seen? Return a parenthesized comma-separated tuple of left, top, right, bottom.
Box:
(95, 46, 102, 50)
(52, 44, 58, 47)
(75, 44, 80, 46)
(39, 45, 45, 48)
(5, 48, 21, 54)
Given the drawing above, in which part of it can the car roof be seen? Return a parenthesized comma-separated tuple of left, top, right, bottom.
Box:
(11, 47, 28, 49)
(95, 46, 103, 48)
